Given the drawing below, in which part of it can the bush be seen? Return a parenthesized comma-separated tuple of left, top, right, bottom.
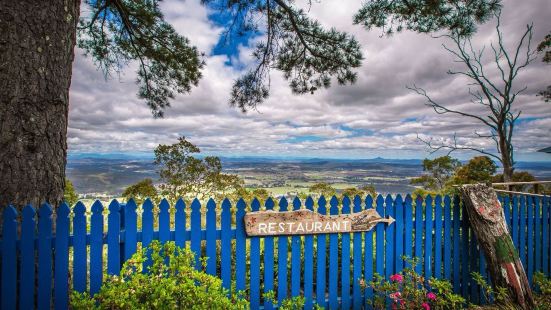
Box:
(70, 241, 249, 309)
(360, 257, 465, 309)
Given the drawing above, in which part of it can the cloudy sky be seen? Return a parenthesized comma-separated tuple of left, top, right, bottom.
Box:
(69, 0, 551, 162)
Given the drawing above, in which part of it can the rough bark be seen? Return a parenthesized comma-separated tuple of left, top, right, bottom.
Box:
(459, 184, 535, 309)
(0, 0, 80, 211)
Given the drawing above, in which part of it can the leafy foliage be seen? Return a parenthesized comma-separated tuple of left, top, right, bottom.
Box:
(70, 241, 249, 309)
(537, 31, 550, 102)
(154, 136, 244, 202)
(78, 0, 204, 117)
(449, 156, 496, 186)
(361, 257, 466, 309)
(353, 0, 501, 37)
(308, 182, 337, 197)
(122, 178, 158, 205)
(342, 184, 377, 199)
(411, 156, 461, 193)
(64, 179, 79, 206)
(204, 0, 363, 111)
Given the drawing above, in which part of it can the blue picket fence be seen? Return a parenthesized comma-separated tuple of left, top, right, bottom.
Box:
(1, 194, 550, 309)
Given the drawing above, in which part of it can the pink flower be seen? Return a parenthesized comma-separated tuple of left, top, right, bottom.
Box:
(390, 274, 404, 283)
(427, 292, 437, 300)
(389, 292, 402, 300)
(422, 302, 430, 310)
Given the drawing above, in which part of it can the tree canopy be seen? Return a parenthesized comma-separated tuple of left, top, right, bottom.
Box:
(64, 179, 79, 206)
(122, 178, 159, 205)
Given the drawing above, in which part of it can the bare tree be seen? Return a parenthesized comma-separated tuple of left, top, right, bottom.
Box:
(410, 13, 536, 182)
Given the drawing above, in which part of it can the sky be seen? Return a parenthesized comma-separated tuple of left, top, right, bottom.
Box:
(69, 0, 551, 162)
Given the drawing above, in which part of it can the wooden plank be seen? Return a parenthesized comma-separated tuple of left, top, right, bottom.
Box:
(190, 198, 202, 270)
(543, 196, 550, 276)
(54, 202, 71, 310)
(159, 198, 170, 244)
(341, 196, 351, 309)
(316, 197, 327, 308)
(444, 195, 452, 280)
(235, 199, 247, 294)
(107, 200, 121, 275)
(461, 203, 469, 298)
(38, 204, 53, 309)
(250, 199, 261, 309)
(527, 196, 534, 283)
(434, 195, 443, 279)
(453, 196, 461, 293)
(73, 202, 87, 293)
(352, 195, 363, 309)
(364, 195, 374, 302)
(220, 199, 232, 292)
(206, 199, 217, 275)
(376, 195, 385, 278)
(291, 197, 302, 298)
(90, 201, 104, 296)
(519, 196, 527, 267)
(277, 197, 289, 305)
(512, 196, 519, 249)
(264, 198, 275, 310)
(535, 197, 542, 272)
(404, 195, 413, 268)
(470, 233, 479, 303)
(395, 195, 404, 273)
(385, 195, 395, 279)
(304, 197, 315, 310)
(20, 205, 36, 310)
(2, 206, 18, 310)
(328, 196, 339, 309)
(174, 198, 186, 248)
(124, 199, 137, 260)
(425, 195, 433, 281)
(415, 195, 423, 274)
(142, 199, 154, 272)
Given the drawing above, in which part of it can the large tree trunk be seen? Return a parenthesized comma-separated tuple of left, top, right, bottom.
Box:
(498, 129, 514, 182)
(0, 1, 80, 211)
(459, 184, 535, 309)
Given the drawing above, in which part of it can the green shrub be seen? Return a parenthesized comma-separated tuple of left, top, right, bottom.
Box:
(70, 241, 248, 309)
(360, 257, 465, 309)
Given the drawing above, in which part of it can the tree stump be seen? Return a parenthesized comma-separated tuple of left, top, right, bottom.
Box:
(459, 184, 535, 309)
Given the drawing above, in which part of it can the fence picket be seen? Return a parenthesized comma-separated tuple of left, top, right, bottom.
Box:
(250, 198, 261, 309)
(142, 199, 154, 271)
(512, 196, 519, 249)
(395, 195, 404, 273)
(535, 197, 542, 272)
(470, 233, 479, 303)
(316, 196, 327, 308)
(124, 199, 138, 260)
(291, 197, 302, 298)
(385, 195, 395, 279)
(20, 205, 36, 310)
(376, 195, 385, 278)
(520, 196, 527, 267)
(415, 195, 423, 275)
(108, 200, 121, 275)
(38, 204, 54, 309)
(527, 196, 534, 282)
(278, 197, 289, 305)
(191, 199, 202, 270)
(73, 202, 87, 293)
(444, 195, 452, 280)
(236, 199, 247, 294)
(304, 197, 315, 309)
(174, 199, 186, 248)
(352, 196, 363, 309)
(54, 202, 71, 310)
(264, 198, 276, 310)
(543, 196, 550, 276)
(206, 199, 217, 275)
(404, 195, 413, 268)
(220, 199, 232, 292)
(341, 196, 351, 309)
(90, 201, 104, 296)
(452, 196, 461, 294)
(328, 196, 339, 309)
(461, 203, 469, 298)
(159, 198, 170, 244)
(365, 195, 374, 302)
(434, 195, 443, 279)
(424, 195, 433, 281)
(2, 206, 17, 310)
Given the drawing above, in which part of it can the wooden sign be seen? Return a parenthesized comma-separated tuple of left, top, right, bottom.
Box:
(244, 209, 394, 236)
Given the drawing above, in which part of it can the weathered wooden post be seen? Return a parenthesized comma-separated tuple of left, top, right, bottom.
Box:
(459, 184, 535, 309)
